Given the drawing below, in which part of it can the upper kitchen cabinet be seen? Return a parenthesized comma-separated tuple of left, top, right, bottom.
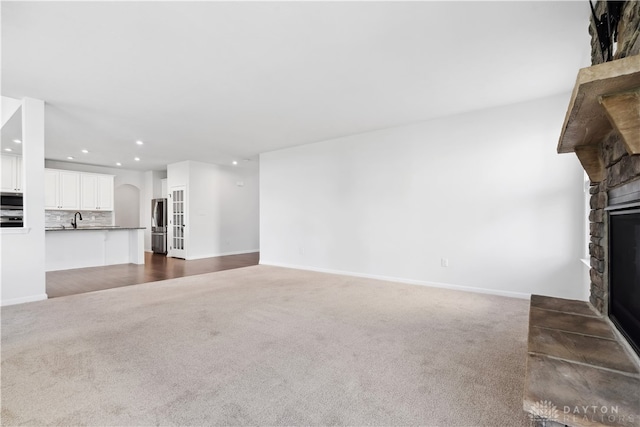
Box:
(45, 169, 114, 211)
(44, 169, 80, 210)
(1, 103, 23, 194)
(1, 154, 22, 193)
(80, 173, 114, 211)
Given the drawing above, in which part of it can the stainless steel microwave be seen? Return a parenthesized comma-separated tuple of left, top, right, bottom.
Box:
(0, 192, 23, 210)
(0, 193, 23, 227)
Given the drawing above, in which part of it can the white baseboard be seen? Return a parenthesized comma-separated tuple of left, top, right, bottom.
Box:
(186, 249, 259, 261)
(259, 261, 530, 300)
(1, 293, 48, 306)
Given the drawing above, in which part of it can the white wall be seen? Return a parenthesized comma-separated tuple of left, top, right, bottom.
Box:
(188, 161, 221, 259)
(219, 165, 259, 254)
(260, 94, 587, 300)
(1, 97, 47, 305)
(167, 160, 259, 260)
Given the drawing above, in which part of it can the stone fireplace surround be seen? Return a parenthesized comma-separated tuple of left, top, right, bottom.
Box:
(584, 0, 640, 322)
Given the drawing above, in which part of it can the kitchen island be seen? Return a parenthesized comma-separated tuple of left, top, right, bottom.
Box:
(45, 226, 145, 272)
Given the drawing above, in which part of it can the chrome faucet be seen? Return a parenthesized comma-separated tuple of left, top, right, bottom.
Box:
(71, 212, 83, 229)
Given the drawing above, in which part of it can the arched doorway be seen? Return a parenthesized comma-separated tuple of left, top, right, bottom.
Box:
(114, 184, 140, 227)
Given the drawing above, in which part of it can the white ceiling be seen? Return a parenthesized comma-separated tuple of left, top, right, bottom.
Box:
(1, 107, 22, 155)
(1, 1, 591, 171)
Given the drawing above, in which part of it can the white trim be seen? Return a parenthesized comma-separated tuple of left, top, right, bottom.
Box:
(259, 261, 530, 300)
(0, 227, 32, 235)
(580, 258, 591, 268)
(1, 293, 48, 306)
(185, 249, 259, 261)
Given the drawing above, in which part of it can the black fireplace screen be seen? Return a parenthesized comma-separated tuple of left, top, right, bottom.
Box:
(609, 210, 640, 356)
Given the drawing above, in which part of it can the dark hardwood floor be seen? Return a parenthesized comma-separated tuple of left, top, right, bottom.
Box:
(46, 252, 260, 298)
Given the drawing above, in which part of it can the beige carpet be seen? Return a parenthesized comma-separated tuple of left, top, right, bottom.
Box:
(1, 265, 530, 426)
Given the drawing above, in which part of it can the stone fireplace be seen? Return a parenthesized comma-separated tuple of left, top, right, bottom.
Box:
(586, 131, 640, 363)
(581, 0, 640, 358)
(523, 2, 640, 427)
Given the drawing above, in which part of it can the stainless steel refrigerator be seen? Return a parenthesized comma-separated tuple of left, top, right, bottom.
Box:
(151, 198, 167, 254)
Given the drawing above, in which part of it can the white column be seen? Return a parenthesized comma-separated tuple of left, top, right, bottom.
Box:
(1, 97, 47, 305)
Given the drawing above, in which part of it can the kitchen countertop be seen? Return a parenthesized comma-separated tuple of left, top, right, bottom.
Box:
(45, 226, 146, 271)
(45, 226, 146, 231)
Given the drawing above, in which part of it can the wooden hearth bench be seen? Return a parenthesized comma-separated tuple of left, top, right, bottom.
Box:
(523, 295, 640, 427)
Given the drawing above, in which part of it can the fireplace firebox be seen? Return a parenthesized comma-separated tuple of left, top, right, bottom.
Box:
(609, 206, 640, 357)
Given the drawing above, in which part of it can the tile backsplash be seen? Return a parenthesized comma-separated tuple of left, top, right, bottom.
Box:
(45, 210, 113, 228)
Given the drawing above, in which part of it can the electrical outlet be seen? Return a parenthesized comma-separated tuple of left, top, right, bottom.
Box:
(91, 216, 95, 221)
(56, 215, 60, 221)
(441, 258, 449, 267)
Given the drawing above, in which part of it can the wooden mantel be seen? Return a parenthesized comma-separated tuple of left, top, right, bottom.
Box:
(558, 55, 640, 182)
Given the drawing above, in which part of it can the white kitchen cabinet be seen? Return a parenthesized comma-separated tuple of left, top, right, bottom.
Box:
(80, 173, 114, 211)
(97, 175, 114, 210)
(1, 154, 22, 193)
(46, 169, 113, 211)
(80, 174, 97, 210)
(44, 170, 57, 208)
(44, 169, 80, 210)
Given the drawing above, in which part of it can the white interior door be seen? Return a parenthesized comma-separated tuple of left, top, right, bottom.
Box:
(168, 185, 186, 259)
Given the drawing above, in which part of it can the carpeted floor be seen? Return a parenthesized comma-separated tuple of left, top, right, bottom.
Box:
(1, 265, 530, 426)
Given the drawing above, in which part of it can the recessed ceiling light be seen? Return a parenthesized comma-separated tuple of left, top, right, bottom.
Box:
(4, 148, 12, 152)
(13, 139, 21, 144)
(116, 162, 122, 166)
(232, 161, 238, 165)
(136, 140, 144, 145)
(134, 157, 140, 161)
(67, 156, 74, 160)
(81, 149, 89, 154)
